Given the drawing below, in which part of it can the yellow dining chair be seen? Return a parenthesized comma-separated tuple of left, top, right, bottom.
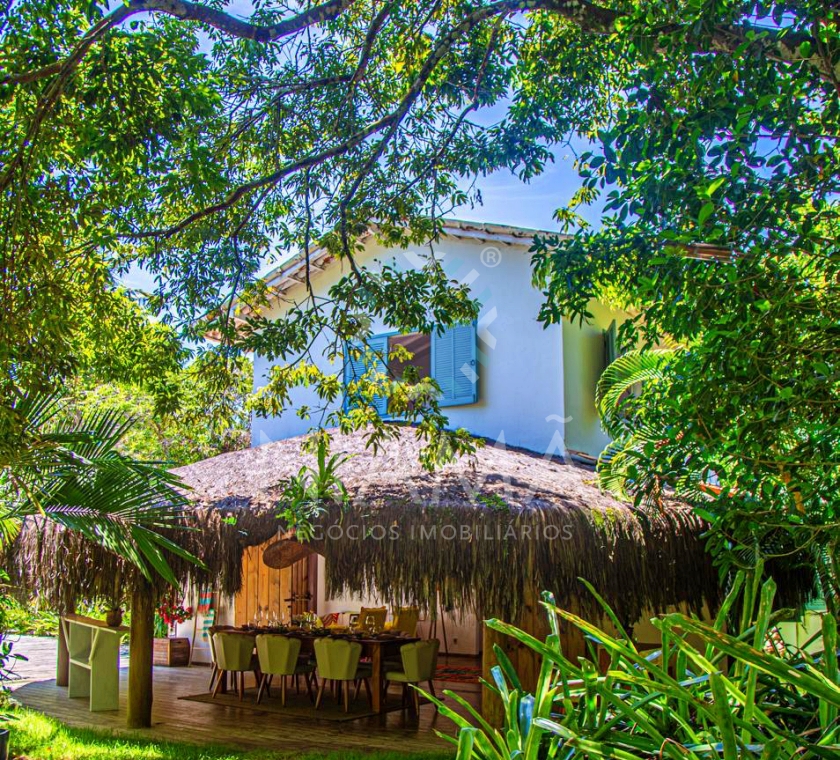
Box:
(384, 639, 440, 714)
(207, 625, 235, 692)
(358, 606, 387, 633)
(387, 607, 420, 636)
(255, 634, 316, 705)
(313, 638, 372, 713)
(212, 632, 258, 701)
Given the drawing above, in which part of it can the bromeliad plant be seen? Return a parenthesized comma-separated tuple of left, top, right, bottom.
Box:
(154, 597, 193, 639)
(426, 574, 840, 759)
(276, 433, 352, 543)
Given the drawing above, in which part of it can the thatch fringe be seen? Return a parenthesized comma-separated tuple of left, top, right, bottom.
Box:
(172, 427, 727, 622)
(7, 505, 282, 609)
(314, 498, 719, 623)
(11, 427, 815, 620)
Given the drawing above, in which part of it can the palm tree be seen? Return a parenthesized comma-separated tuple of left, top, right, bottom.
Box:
(0, 389, 197, 584)
(595, 348, 676, 505)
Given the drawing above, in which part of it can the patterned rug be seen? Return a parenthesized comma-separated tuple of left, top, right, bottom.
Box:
(434, 664, 482, 684)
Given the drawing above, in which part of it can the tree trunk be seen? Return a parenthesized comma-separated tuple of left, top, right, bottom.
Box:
(127, 581, 155, 728)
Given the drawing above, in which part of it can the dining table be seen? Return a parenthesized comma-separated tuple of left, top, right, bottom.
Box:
(221, 627, 420, 714)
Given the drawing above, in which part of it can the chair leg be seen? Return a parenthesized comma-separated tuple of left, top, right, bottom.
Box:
(343, 680, 350, 713)
(212, 670, 225, 699)
(428, 680, 438, 711)
(412, 684, 420, 715)
(335, 680, 342, 705)
(256, 674, 266, 704)
(209, 664, 218, 691)
(281, 676, 287, 707)
(315, 677, 326, 710)
(353, 679, 361, 701)
(363, 678, 372, 706)
(402, 683, 408, 708)
(266, 674, 273, 698)
(239, 672, 245, 701)
(305, 671, 314, 702)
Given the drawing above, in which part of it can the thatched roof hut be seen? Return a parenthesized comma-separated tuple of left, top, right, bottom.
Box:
(174, 427, 723, 624)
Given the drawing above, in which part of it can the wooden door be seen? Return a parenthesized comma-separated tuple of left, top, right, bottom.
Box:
(234, 540, 312, 625)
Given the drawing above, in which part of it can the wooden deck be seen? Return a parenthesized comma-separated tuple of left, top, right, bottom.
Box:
(9, 636, 479, 756)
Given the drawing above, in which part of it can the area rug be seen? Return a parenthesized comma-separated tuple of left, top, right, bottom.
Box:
(180, 688, 406, 722)
(434, 664, 482, 684)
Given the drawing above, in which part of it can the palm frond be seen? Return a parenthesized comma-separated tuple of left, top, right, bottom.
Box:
(596, 349, 676, 436)
(1, 389, 197, 582)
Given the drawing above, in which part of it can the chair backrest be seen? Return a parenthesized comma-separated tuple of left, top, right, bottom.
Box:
(255, 634, 302, 676)
(391, 607, 420, 635)
(358, 606, 387, 632)
(207, 625, 235, 666)
(213, 632, 254, 671)
(313, 637, 362, 680)
(399, 639, 439, 682)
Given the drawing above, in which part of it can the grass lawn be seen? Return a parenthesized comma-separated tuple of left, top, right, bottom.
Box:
(4, 707, 453, 760)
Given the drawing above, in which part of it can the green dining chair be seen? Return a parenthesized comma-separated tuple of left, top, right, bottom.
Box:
(313, 637, 371, 712)
(207, 625, 235, 693)
(384, 639, 440, 714)
(212, 632, 258, 701)
(255, 634, 316, 705)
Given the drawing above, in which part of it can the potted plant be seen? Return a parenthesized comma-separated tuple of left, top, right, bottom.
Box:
(153, 596, 193, 667)
(104, 607, 123, 628)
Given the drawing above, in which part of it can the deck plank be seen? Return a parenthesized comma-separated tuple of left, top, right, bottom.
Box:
(9, 636, 479, 755)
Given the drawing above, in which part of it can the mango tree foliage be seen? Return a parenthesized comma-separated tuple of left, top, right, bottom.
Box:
(4, 0, 834, 467)
(524, 3, 840, 607)
(69, 355, 253, 466)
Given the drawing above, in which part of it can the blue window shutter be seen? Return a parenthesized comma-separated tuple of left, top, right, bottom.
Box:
(432, 323, 478, 407)
(344, 335, 389, 416)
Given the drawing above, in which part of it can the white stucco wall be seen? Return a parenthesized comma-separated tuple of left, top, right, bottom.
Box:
(251, 233, 568, 456)
(562, 301, 626, 458)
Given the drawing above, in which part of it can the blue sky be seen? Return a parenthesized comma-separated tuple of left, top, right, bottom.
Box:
(452, 151, 587, 232)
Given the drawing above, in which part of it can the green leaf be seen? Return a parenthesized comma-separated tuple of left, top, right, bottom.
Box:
(698, 202, 715, 226)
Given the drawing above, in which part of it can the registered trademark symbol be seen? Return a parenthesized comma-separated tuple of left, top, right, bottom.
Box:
(481, 246, 501, 267)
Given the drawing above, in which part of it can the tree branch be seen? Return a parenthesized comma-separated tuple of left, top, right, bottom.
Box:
(122, 110, 400, 240)
(127, 0, 513, 241)
(9, 0, 832, 91)
(6, 0, 356, 86)
(6, 0, 834, 239)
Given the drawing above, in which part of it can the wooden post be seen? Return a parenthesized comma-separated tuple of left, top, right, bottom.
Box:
(127, 581, 155, 728)
(55, 599, 74, 687)
(481, 587, 585, 726)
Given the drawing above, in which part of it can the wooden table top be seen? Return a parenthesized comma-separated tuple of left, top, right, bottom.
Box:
(224, 627, 419, 645)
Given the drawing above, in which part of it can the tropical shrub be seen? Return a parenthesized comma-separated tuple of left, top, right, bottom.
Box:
(0, 597, 59, 637)
(428, 576, 840, 759)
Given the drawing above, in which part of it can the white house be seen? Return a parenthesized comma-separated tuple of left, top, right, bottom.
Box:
(184, 219, 624, 657)
(252, 219, 623, 461)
